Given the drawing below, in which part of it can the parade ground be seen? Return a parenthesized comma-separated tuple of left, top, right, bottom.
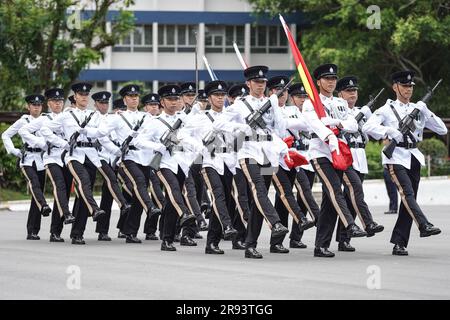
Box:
(0, 203, 449, 300)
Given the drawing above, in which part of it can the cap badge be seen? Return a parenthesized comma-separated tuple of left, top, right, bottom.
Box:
(218, 84, 223, 90)
(151, 96, 155, 101)
(189, 85, 193, 90)
(349, 80, 353, 85)
(407, 74, 411, 80)
(35, 97, 39, 101)
(56, 91, 59, 96)
(83, 85, 87, 91)
(172, 88, 176, 93)
(329, 67, 334, 73)
(259, 70, 263, 76)
(281, 79, 285, 85)
(131, 87, 135, 92)
(102, 94, 106, 99)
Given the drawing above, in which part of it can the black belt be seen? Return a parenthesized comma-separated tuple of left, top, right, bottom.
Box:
(349, 142, 366, 149)
(296, 145, 309, 151)
(311, 133, 319, 139)
(214, 146, 231, 153)
(128, 146, 138, 151)
(76, 142, 96, 148)
(25, 147, 42, 152)
(397, 142, 417, 149)
(244, 134, 272, 142)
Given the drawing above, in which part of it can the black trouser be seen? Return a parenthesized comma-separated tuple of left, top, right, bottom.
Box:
(336, 167, 375, 243)
(311, 158, 356, 249)
(271, 167, 306, 246)
(231, 168, 249, 243)
(239, 159, 281, 249)
(46, 163, 72, 235)
(21, 162, 46, 235)
(116, 166, 133, 232)
(384, 166, 398, 212)
(121, 160, 154, 236)
(180, 164, 204, 238)
(291, 169, 318, 242)
(143, 168, 165, 235)
(388, 156, 429, 247)
(67, 159, 98, 238)
(96, 160, 129, 234)
(201, 166, 233, 246)
(157, 167, 195, 243)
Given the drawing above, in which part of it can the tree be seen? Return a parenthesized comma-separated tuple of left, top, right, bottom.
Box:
(249, 0, 450, 116)
(0, 0, 135, 111)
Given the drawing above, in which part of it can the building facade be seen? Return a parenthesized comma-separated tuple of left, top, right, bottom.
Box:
(77, 0, 304, 98)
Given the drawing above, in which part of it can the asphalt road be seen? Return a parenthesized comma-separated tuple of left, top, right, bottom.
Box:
(0, 205, 449, 300)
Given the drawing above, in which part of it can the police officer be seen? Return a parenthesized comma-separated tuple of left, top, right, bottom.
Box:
(363, 70, 447, 256)
(227, 84, 249, 104)
(19, 88, 76, 242)
(91, 91, 132, 241)
(180, 82, 197, 114)
(334, 76, 384, 251)
(40, 82, 106, 244)
(213, 65, 290, 259)
(288, 83, 320, 249)
(302, 63, 367, 258)
(2, 94, 51, 240)
(133, 84, 197, 251)
(268, 76, 315, 254)
(97, 84, 157, 244)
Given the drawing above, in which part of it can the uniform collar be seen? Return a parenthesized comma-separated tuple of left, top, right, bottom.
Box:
(248, 95, 265, 103)
(395, 99, 410, 108)
(319, 93, 334, 102)
(161, 111, 178, 119)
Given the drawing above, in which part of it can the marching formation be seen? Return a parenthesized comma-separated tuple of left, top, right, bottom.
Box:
(2, 63, 447, 258)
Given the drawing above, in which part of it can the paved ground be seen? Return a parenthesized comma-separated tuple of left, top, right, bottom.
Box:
(0, 205, 449, 300)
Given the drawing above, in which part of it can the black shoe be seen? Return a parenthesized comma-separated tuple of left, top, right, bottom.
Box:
(161, 241, 176, 251)
(180, 235, 197, 246)
(198, 220, 209, 231)
(193, 232, 203, 239)
(145, 233, 159, 240)
(298, 217, 315, 232)
(205, 243, 224, 254)
(117, 231, 126, 239)
(314, 247, 335, 257)
(245, 247, 263, 259)
(98, 233, 112, 241)
(289, 240, 307, 249)
(50, 234, 64, 242)
(384, 209, 397, 214)
(232, 240, 246, 250)
(392, 244, 408, 256)
(271, 222, 289, 238)
(366, 222, 384, 237)
(174, 234, 181, 242)
(92, 209, 105, 222)
(179, 213, 196, 227)
(346, 224, 367, 238)
(223, 225, 238, 240)
(41, 205, 51, 217)
(270, 244, 289, 253)
(338, 241, 356, 252)
(419, 223, 441, 238)
(71, 237, 85, 245)
(26, 233, 40, 240)
(64, 213, 76, 224)
(120, 203, 131, 216)
(125, 235, 142, 243)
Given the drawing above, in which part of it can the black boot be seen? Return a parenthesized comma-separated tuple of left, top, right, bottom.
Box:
(41, 204, 51, 217)
(125, 235, 142, 243)
(64, 213, 76, 224)
(419, 223, 441, 238)
(271, 222, 289, 238)
(365, 222, 384, 237)
(346, 224, 367, 238)
(180, 235, 197, 246)
(161, 241, 176, 251)
(50, 233, 64, 242)
(92, 209, 106, 222)
(338, 241, 355, 252)
(289, 240, 307, 249)
(245, 247, 263, 259)
(314, 247, 335, 258)
(392, 244, 408, 256)
(98, 233, 112, 241)
(205, 243, 224, 254)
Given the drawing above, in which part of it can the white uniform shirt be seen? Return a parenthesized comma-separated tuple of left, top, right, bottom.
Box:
(345, 106, 370, 174)
(363, 99, 448, 169)
(302, 94, 358, 162)
(2, 114, 45, 170)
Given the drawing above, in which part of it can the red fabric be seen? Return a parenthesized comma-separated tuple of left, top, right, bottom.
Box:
(330, 140, 353, 170)
(284, 151, 308, 169)
(283, 136, 294, 148)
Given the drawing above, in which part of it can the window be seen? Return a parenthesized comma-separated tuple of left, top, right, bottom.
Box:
(113, 25, 152, 52)
(159, 24, 197, 52)
(205, 25, 244, 53)
(251, 25, 288, 54)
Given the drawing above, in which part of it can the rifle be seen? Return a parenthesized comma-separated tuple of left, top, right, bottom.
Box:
(15, 143, 28, 169)
(61, 111, 95, 162)
(233, 78, 294, 150)
(355, 88, 385, 122)
(111, 115, 146, 169)
(383, 79, 442, 159)
(149, 118, 183, 171)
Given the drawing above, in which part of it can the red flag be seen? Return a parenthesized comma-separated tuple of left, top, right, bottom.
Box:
(279, 15, 353, 170)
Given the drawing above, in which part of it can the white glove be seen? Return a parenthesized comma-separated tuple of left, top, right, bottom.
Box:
(359, 105, 372, 118)
(11, 148, 22, 158)
(386, 127, 403, 142)
(130, 130, 139, 138)
(78, 128, 87, 135)
(415, 101, 432, 117)
(36, 137, 47, 149)
(234, 123, 253, 137)
(321, 116, 341, 127)
(269, 94, 279, 108)
(327, 134, 340, 155)
(113, 148, 122, 157)
(154, 143, 166, 154)
(63, 143, 71, 151)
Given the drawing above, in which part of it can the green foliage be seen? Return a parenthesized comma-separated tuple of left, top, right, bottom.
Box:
(0, 0, 136, 111)
(249, 0, 450, 117)
(365, 140, 384, 179)
(0, 123, 25, 191)
(418, 137, 450, 177)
